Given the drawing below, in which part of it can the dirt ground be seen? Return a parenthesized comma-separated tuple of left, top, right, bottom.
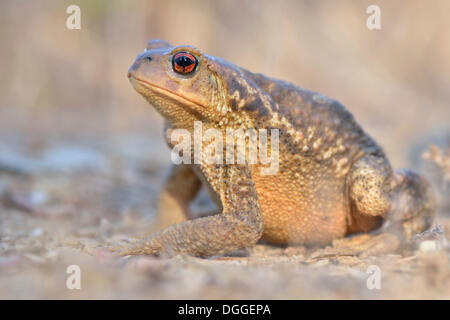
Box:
(0, 129, 448, 299)
(0, 0, 449, 299)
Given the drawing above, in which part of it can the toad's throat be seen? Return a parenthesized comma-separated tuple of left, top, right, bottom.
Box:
(130, 75, 207, 112)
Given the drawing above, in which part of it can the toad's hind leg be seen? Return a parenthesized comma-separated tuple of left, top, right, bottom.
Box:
(348, 156, 435, 239)
(386, 168, 435, 240)
(312, 156, 435, 258)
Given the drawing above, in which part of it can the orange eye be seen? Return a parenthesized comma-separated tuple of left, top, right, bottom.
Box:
(172, 52, 198, 74)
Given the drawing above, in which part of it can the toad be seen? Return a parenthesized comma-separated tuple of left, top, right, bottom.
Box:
(115, 39, 435, 257)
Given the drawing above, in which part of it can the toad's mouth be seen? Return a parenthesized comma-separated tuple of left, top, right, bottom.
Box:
(129, 74, 207, 116)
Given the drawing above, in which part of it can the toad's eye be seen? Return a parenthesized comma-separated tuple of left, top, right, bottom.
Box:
(172, 52, 198, 74)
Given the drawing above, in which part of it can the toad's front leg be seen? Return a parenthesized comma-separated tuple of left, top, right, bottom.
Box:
(112, 164, 264, 257)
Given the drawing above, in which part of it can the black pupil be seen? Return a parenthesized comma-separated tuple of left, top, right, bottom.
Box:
(176, 55, 193, 67)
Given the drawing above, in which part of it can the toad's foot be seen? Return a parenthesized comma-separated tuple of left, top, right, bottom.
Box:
(105, 238, 162, 257)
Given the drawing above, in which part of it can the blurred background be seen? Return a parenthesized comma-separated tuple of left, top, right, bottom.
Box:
(1, 0, 449, 165)
(0, 0, 449, 299)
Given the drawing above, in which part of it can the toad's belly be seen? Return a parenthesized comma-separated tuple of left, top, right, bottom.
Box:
(251, 169, 349, 245)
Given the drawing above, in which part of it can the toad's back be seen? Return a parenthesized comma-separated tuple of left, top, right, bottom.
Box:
(244, 72, 385, 244)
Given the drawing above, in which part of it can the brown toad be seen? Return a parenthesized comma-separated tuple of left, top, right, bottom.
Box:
(116, 39, 435, 257)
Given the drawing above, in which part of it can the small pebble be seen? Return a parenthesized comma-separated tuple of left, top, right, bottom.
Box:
(30, 228, 44, 237)
(419, 240, 440, 253)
